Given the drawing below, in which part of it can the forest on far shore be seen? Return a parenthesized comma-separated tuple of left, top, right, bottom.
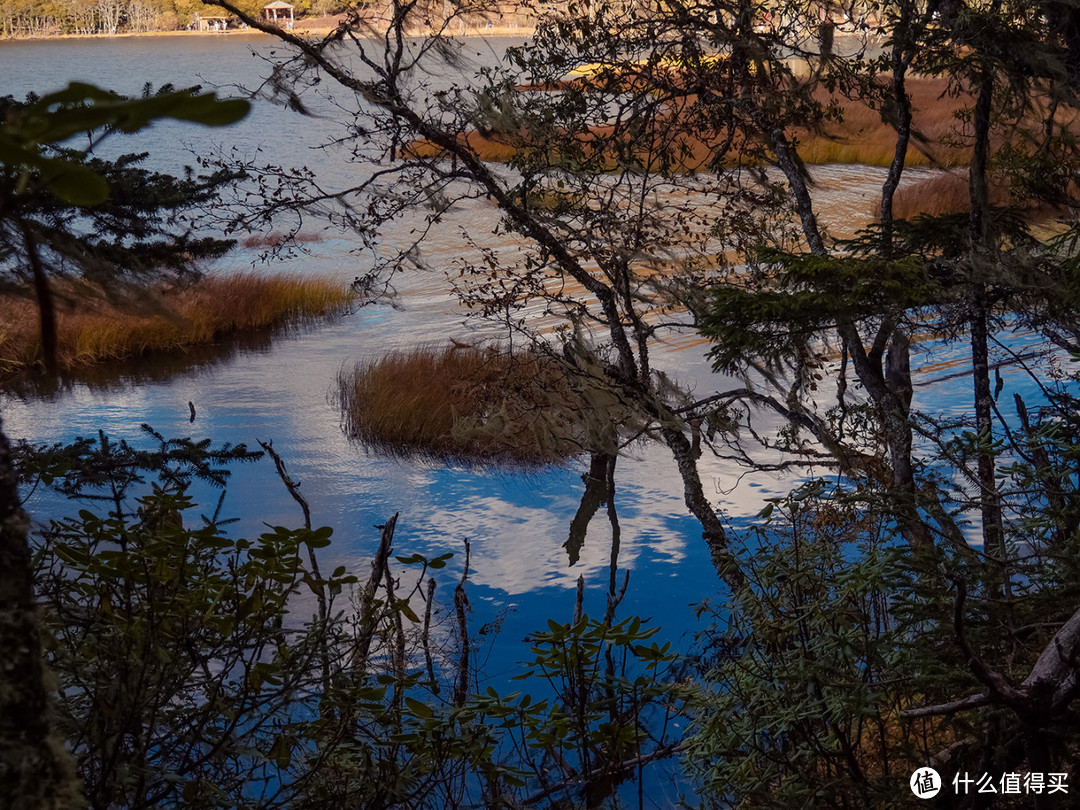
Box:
(1, 0, 350, 38)
(1, 0, 533, 39)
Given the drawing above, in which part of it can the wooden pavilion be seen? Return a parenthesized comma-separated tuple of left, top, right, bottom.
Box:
(263, 1, 295, 28)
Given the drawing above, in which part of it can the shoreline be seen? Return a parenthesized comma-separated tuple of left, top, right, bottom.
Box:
(0, 20, 536, 44)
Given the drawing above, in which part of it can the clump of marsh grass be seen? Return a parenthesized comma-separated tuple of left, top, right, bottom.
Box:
(241, 231, 326, 249)
(339, 343, 602, 466)
(889, 170, 986, 219)
(888, 168, 1075, 221)
(0, 273, 355, 379)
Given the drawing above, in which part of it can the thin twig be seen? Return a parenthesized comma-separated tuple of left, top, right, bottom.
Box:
(518, 744, 682, 807)
(951, 577, 1023, 706)
(255, 436, 332, 706)
(257, 439, 326, 623)
(257, 438, 311, 529)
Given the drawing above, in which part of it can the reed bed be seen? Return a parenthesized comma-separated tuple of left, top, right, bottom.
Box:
(795, 77, 973, 168)
(0, 273, 354, 377)
(412, 76, 1074, 171)
(890, 170, 984, 219)
(338, 344, 589, 466)
(888, 168, 1079, 221)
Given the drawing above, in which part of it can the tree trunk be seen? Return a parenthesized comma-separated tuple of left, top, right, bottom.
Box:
(0, 417, 78, 808)
(769, 127, 826, 256)
(659, 424, 740, 586)
(880, 2, 915, 253)
(968, 64, 1008, 593)
(837, 323, 932, 547)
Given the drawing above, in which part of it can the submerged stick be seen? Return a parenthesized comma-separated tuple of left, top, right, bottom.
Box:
(573, 575, 584, 626)
(382, 544, 406, 710)
(354, 514, 398, 676)
(453, 538, 471, 707)
(423, 577, 439, 695)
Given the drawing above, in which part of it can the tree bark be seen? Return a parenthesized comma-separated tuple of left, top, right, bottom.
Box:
(659, 424, 738, 584)
(879, 2, 916, 252)
(968, 63, 1008, 592)
(769, 127, 826, 256)
(837, 322, 932, 547)
(0, 417, 78, 808)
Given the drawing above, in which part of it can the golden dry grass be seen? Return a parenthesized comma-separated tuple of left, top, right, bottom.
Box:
(241, 231, 326, 249)
(889, 170, 998, 220)
(412, 76, 1076, 172)
(796, 77, 973, 168)
(889, 167, 1078, 220)
(0, 273, 354, 378)
(338, 343, 586, 465)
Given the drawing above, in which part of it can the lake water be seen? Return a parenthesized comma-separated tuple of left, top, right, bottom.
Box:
(0, 32, 802, 633)
(0, 34, 1020, 801)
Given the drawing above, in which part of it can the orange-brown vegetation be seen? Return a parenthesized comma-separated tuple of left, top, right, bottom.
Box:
(889, 169, 1010, 220)
(413, 76, 1076, 174)
(799, 78, 973, 167)
(0, 273, 354, 378)
(338, 343, 589, 465)
(241, 231, 327, 249)
(889, 166, 1080, 221)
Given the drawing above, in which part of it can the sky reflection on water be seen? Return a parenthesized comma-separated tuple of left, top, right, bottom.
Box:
(1, 34, 1056, 707)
